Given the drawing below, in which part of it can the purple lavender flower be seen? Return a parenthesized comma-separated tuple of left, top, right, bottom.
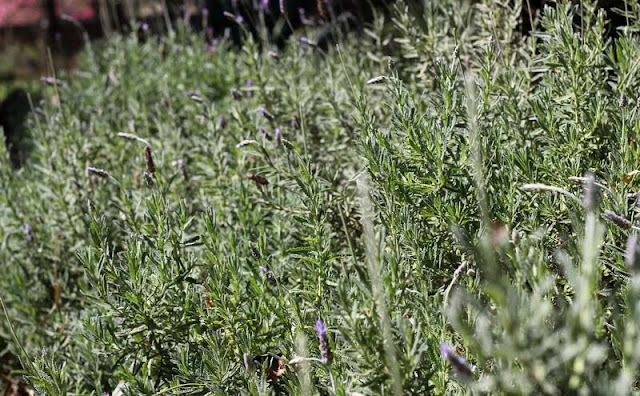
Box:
(299, 7, 311, 25)
(604, 210, 632, 230)
(101, 393, 109, 396)
(249, 241, 261, 260)
(245, 80, 255, 97)
(259, 266, 276, 284)
(439, 343, 473, 378)
(202, 8, 209, 17)
(257, 106, 275, 122)
(218, 115, 227, 130)
(223, 11, 244, 25)
(274, 128, 282, 145)
(279, 0, 286, 16)
(177, 159, 188, 181)
(24, 223, 34, 242)
(258, 0, 270, 12)
(315, 319, 332, 364)
(230, 89, 243, 100)
(141, 23, 149, 33)
(258, 126, 271, 140)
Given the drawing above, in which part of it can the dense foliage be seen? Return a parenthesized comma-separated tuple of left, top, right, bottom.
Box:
(3, 1, 640, 394)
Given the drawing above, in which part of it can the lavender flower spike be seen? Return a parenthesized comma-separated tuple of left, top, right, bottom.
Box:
(259, 266, 276, 284)
(440, 343, 473, 378)
(24, 223, 34, 242)
(315, 319, 332, 364)
(258, 126, 271, 140)
(230, 88, 243, 100)
(249, 241, 261, 259)
(604, 210, 632, 230)
(274, 128, 282, 146)
(223, 11, 244, 25)
(257, 106, 275, 122)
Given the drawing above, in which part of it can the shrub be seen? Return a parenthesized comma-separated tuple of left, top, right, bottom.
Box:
(2, 1, 640, 395)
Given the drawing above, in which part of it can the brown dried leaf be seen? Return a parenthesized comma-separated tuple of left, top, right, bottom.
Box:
(246, 173, 269, 186)
(623, 170, 640, 184)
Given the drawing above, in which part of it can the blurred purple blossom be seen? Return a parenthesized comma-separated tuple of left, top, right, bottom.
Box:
(24, 223, 33, 242)
(259, 266, 276, 284)
(258, 126, 271, 140)
(440, 343, 473, 378)
(218, 115, 227, 129)
(315, 319, 332, 364)
(257, 106, 274, 121)
(223, 11, 244, 25)
(274, 127, 281, 145)
(299, 7, 311, 25)
(230, 88, 243, 100)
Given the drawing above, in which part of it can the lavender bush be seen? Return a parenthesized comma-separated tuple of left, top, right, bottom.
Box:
(2, 1, 640, 395)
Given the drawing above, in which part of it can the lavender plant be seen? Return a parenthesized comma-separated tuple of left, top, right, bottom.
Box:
(1, 1, 640, 395)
